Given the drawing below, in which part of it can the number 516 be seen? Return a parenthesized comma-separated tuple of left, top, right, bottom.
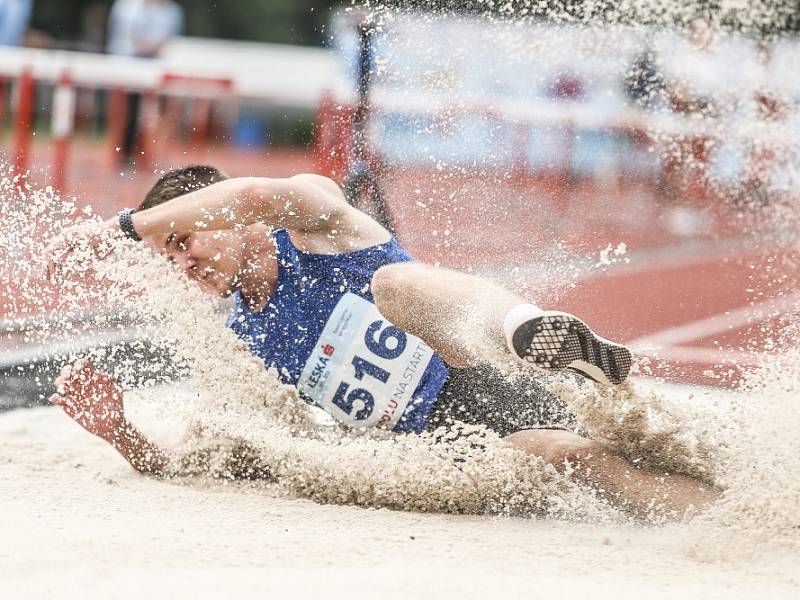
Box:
(331, 320, 407, 421)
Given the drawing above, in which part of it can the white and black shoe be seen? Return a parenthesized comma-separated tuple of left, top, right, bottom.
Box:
(504, 307, 632, 386)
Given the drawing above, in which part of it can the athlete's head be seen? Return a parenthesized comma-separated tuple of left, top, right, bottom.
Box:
(139, 164, 228, 211)
(140, 165, 247, 298)
(688, 16, 713, 49)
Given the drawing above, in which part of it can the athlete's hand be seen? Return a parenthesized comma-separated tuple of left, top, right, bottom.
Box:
(50, 359, 127, 443)
(44, 220, 122, 282)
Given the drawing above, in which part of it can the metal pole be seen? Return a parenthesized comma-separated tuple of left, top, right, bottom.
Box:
(107, 87, 128, 167)
(138, 89, 159, 171)
(344, 19, 393, 233)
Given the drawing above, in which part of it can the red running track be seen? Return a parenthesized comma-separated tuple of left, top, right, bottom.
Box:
(1, 139, 796, 387)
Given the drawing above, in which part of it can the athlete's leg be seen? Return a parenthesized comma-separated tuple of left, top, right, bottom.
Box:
(373, 264, 712, 516)
(504, 429, 718, 518)
(372, 262, 632, 383)
(372, 262, 523, 368)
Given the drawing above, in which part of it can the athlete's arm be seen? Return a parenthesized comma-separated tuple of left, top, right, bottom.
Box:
(50, 360, 170, 476)
(44, 173, 386, 280)
(128, 174, 380, 242)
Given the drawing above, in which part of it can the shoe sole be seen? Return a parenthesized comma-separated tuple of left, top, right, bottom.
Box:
(509, 311, 632, 386)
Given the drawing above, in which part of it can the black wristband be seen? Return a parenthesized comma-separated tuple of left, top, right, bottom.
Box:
(118, 208, 142, 242)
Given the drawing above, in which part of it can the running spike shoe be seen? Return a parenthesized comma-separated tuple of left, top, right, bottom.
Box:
(505, 311, 632, 386)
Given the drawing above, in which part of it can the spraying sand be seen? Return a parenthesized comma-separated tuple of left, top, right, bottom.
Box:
(1, 127, 800, 597)
(3, 1, 800, 596)
(2, 382, 798, 599)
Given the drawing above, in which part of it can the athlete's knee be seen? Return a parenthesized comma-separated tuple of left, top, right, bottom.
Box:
(505, 429, 601, 470)
(372, 263, 422, 315)
(545, 435, 602, 469)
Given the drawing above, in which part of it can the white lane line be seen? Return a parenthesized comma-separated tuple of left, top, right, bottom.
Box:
(636, 345, 761, 366)
(630, 290, 800, 348)
(0, 332, 137, 369)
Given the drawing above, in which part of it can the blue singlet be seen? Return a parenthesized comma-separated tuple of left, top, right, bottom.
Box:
(226, 229, 449, 433)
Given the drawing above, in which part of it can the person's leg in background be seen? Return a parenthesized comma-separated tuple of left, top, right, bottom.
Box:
(122, 91, 141, 166)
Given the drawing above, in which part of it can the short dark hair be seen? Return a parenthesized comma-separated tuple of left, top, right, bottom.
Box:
(138, 164, 229, 211)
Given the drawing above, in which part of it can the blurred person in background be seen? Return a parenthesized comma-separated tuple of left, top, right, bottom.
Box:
(0, 0, 32, 46)
(657, 15, 726, 203)
(107, 0, 185, 166)
(74, 3, 111, 134)
(79, 2, 110, 53)
(108, 0, 183, 59)
(624, 47, 665, 111)
(737, 39, 792, 205)
(666, 16, 720, 116)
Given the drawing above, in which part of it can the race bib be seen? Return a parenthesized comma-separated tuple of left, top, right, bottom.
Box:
(297, 292, 434, 430)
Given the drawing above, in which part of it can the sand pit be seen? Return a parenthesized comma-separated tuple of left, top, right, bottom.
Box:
(1, 174, 798, 599)
(1, 383, 798, 600)
(2, 187, 799, 599)
(3, 3, 800, 593)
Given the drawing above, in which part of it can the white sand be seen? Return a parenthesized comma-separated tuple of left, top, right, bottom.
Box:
(2, 7, 799, 589)
(2, 385, 798, 600)
(2, 167, 799, 599)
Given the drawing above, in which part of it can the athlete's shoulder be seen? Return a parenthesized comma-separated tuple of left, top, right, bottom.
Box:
(287, 173, 389, 250)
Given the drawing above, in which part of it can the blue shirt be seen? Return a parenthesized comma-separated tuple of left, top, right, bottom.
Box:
(107, 0, 184, 57)
(226, 229, 449, 433)
(0, 0, 32, 46)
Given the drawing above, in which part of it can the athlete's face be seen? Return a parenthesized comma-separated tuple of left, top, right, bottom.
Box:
(689, 18, 713, 49)
(150, 230, 245, 297)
